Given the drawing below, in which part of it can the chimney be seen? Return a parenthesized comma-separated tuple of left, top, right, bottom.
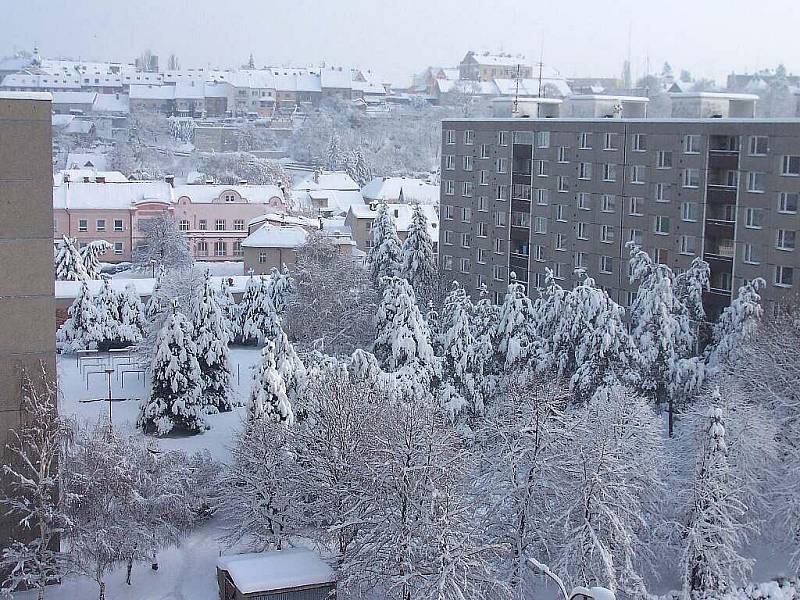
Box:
(165, 175, 175, 187)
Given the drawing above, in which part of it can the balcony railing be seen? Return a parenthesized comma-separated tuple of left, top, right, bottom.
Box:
(705, 240, 735, 259)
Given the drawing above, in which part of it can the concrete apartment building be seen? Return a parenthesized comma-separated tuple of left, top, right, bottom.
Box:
(439, 116, 800, 315)
(0, 93, 56, 545)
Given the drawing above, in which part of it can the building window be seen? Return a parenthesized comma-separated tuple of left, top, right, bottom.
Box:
(657, 151, 673, 169)
(536, 131, 550, 148)
(745, 207, 764, 229)
(629, 197, 644, 216)
(655, 183, 669, 203)
(494, 237, 503, 254)
(477, 248, 487, 264)
(215, 219, 226, 231)
(558, 146, 568, 163)
(579, 162, 592, 180)
(497, 185, 509, 200)
(443, 205, 454, 220)
(577, 192, 591, 210)
(78, 219, 88, 232)
(553, 262, 566, 280)
(477, 196, 488, 212)
(604, 133, 617, 150)
(747, 172, 766, 192)
(630, 165, 646, 184)
(781, 155, 800, 176)
(600, 256, 614, 274)
(214, 241, 226, 257)
(114, 219, 124, 232)
(654, 215, 671, 235)
(464, 130, 474, 145)
(629, 228, 643, 246)
(460, 258, 471, 273)
(779, 192, 798, 213)
(601, 225, 615, 243)
(555, 233, 566, 251)
(534, 216, 547, 234)
(775, 265, 794, 287)
(179, 219, 190, 231)
(496, 158, 508, 174)
(534, 245, 545, 261)
(558, 176, 569, 192)
(601, 194, 616, 213)
(633, 134, 647, 152)
(494, 210, 507, 227)
(576, 222, 589, 240)
(113, 242, 123, 255)
(578, 132, 591, 150)
(574, 251, 586, 269)
(444, 181, 454, 195)
(679, 235, 697, 255)
(479, 170, 489, 185)
(444, 155, 455, 170)
(443, 230, 454, 246)
(749, 135, 768, 156)
(681, 202, 698, 222)
(96, 219, 105, 232)
(683, 168, 700, 188)
(461, 207, 472, 223)
(234, 219, 245, 231)
(492, 265, 504, 281)
(463, 181, 474, 197)
(537, 160, 548, 177)
(683, 134, 701, 154)
(197, 241, 208, 257)
(199, 219, 207, 231)
(777, 229, 796, 251)
(512, 211, 530, 228)
(477, 222, 487, 237)
(480, 144, 490, 159)
(258, 250, 267, 263)
(743, 243, 760, 264)
(536, 189, 549, 205)
(233, 241, 243, 257)
(556, 204, 566, 222)
(463, 155, 474, 171)
(497, 131, 508, 146)
(446, 130, 455, 144)
(603, 163, 616, 182)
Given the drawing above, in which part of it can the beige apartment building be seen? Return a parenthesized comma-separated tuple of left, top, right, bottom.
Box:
(440, 117, 800, 316)
(0, 93, 56, 545)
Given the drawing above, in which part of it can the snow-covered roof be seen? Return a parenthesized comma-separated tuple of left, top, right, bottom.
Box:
(351, 80, 387, 95)
(0, 91, 53, 101)
(668, 92, 759, 100)
(217, 549, 335, 595)
(320, 68, 352, 90)
(55, 275, 253, 300)
(349, 203, 439, 238)
(247, 213, 317, 228)
(173, 184, 284, 204)
(56, 169, 128, 184)
(51, 91, 97, 105)
(568, 94, 650, 102)
(64, 120, 94, 135)
(129, 84, 174, 100)
(295, 189, 366, 216)
(64, 153, 111, 171)
(241, 224, 309, 249)
(203, 83, 230, 98)
(361, 177, 439, 205)
(294, 171, 360, 192)
(53, 180, 173, 210)
(173, 84, 205, 100)
(464, 52, 529, 67)
(52, 114, 75, 128)
(92, 93, 130, 114)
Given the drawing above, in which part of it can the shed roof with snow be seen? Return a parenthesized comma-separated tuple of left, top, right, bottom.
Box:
(217, 549, 336, 598)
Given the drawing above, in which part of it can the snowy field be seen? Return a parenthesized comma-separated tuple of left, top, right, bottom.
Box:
(15, 347, 264, 600)
(110, 261, 245, 280)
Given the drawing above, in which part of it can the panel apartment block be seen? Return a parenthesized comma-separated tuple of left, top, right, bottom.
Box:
(0, 93, 56, 545)
(440, 118, 800, 316)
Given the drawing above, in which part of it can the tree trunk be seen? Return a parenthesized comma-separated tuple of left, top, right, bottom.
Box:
(98, 580, 106, 600)
(126, 558, 133, 584)
(668, 396, 674, 438)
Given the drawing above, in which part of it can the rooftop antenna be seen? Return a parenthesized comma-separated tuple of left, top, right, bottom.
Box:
(536, 35, 545, 117)
(513, 64, 521, 116)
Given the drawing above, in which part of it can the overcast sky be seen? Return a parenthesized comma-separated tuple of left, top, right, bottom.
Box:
(3, 0, 797, 85)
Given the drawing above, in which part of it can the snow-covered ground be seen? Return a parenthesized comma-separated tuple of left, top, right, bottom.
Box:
(19, 347, 264, 600)
(110, 261, 245, 280)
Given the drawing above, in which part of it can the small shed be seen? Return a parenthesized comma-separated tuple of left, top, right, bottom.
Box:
(217, 548, 336, 600)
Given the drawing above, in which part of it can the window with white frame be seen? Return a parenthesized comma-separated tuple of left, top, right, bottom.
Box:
(555, 233, 566, 250)
(578, 132, 591, 149)
(683, 168, 700, 188)
(629, 197, 644, 216)
(464, 130, 474, 145)
(494, 237, 503, 253)
(657, 150, 673, 169)
(477, 221, 487, 237)
(781, 155, 800, 176)
(497, 185, 509, 200)
(498, 131, 508, 146)
(511, 211, 530, 227)
(747, 171, 766, 192)
(633, 133, 647, 151)
(654, 215, 671, 235)
(477, 196, 488, 211)
(233, 219, 244, 231)
(629, 228, 643, 246)
(630, 165, 646, 184)
(199, 219, 207, 230)
(114, 242, 123, 255)
(601, 194, 616, 213)
(576, 222, 589, 240)
(477, 248, 487, 263)
(444, 155, 455, 170)
(444, 180, 454, 195)
(779, 192, 799, 213)
(480, 144, 490, 158)
(743, 243, 760, 264)
(463, 155, 474, 171)
(655, 183, 670, 202)
(681, 202, 698, 222)
(534, 245, 545, 261)
(443, 230, 453, 245)
(536, 131, 550, 148)
(577, 192, 591, 210)
(479, 170, 489, 185)
(233, 241, 243, 257)
(494, 210, 507, 227)
(579, 162, 592, 180)
(179, 219, 190, 231)
(683, 134, 701, 154)
(603, 163, 616, 182)
(443, 204, 454, 220)
(745, 207, 764, 228)
(496, 158, 508, 174)
(78, 219, 88, 232)
(558, 176, 569, 192)
(460, 258, 471, 273)
(214, 241, 226, 256)
(574, 251, 586, 269)
(534, 216, 547, 234)
(777, 229, 796, 250)
(600, 255, 614, 273)
(604, 132, 617, 150)
(114, 219, 123, 232)
(553, 262, 566, 280)
(215, 219, 226, 231)
(558, 146, 568, 163)
(492, 264, 504, 280)
(556, 204, 566, 221)
(446, 129, 455, 144)
(537, 160, 548, 177)
(461, 207, 472, 223)
(679, 235, 697, 255)
(775, 265, 794, 287)
(96, 219, 105, 232)
(443, 255, 453, 270)
(748, 135, 768, 156)
(601, 225, 615, 243)
(476, 273, 486, 289)
(197, 241, 208, 257)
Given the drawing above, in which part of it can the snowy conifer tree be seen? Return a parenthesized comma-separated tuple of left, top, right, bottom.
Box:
(248, 340, 295, 424)
(190, 273, 234, 413)
(235, 275, 262, 345)
(367, 203, 402, 284)
(272, 325, 307, 415)
(680, 389, 751, 598)
(0, 367, 71, 599)
(325, 130, 343, 171)
(346, 148, 372, 187)
(471, 287, 502, 402)
(534, 268, 568, 370)
(492, 274, 540, 371)
(674, 257, 711, 324)
(399, 204, 437, 301)
(216, 277, 239, 340)
(266, 266, 293, 315)
(137, 303, 206, 435)
(706, 278, 765, 368)
(241, 276, 282, 345)
(56, 281, 102, 352)
(438, 284, 480, 419)
(117, 283, 147, 345)
(79, 240, 112, 280)
(145, 266, 169, 322)
(93, 279, 122, 349)
(54, 235, 89, 281)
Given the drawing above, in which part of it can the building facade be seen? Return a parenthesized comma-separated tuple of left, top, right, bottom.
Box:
(440, 118, 800, 315)
(0, 93, 56, 547)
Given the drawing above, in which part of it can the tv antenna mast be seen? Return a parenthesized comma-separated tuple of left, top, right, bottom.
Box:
(513, 63, 521, 115)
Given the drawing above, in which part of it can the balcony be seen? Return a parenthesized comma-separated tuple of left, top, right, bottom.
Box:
(708, 152, 739, 171)
(511, 211, 531, 228)
(512, 183, 532, 201)
(704, 238, 735, 262)
(706, 204, 736, 224)
(513, 158, 532, 176)
(707, 186, 738, 204)
(707, 169, 739, 188)
(709, 135, 740, 153)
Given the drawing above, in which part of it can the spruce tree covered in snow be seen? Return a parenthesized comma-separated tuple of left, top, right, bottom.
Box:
(117, 283, 147, 345)
(325, 130, 343, 171)
(399, 203, 437, 302)
(240, 276, 282, 345)
(680, 389, 752, 598)
(345, 148, 372, 187)
(438, 283, 481, 419)
(706, 278, 765, 369)
(266, 266, 293, 315)
(190, 273, 234, 413)
(56, 281, 102, 352)
(93, 279, 122, 349)
(373, 276, 439, 399)
(533, 268, 568, 368)
(248, 341, 295, 425)
(216, 277, 239, 341)
(137, 303, 206, 436)
(367, 203, 402, 284)
(272, 325, 307, 416)
(0, 368, 71, 599)
(493, 274, 540, 371)
(54, 235, 89, 281)
(145, 266, 169, 322)
(674, 257, 711, 325)
(236, 275, 261, 345)
(79, 240, 112, 280)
